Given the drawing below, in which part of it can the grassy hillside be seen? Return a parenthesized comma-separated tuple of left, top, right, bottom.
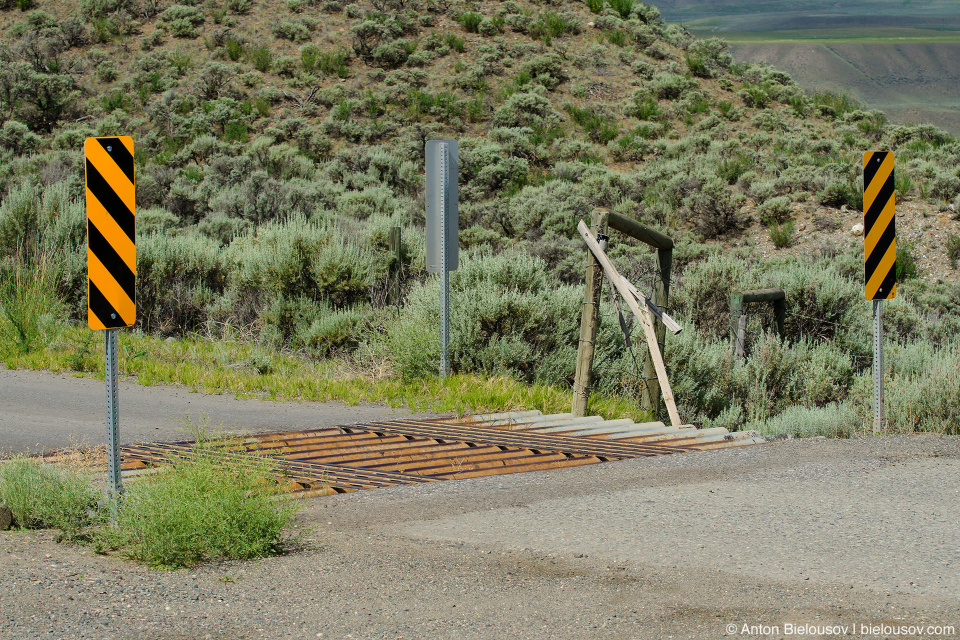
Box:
(727, 40, 960, 136)
(1, 0, 959, 435)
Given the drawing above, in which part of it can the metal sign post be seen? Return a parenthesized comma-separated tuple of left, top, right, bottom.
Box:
(104, 329, 122, 495)
(439, 158, 450, 380)
(85, 136, 136, 497)
(425, 140, 459, 381)
(872, 300, 884, 434)
(863, 151, 895, 435)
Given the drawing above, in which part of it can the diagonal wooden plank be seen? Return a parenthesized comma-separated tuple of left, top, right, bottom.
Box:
(577, 220, 682, 426)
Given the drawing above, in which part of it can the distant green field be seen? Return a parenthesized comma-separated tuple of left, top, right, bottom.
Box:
(668, 0, 960, 136)
(704, 29, 960, 44)
(659, 0, 960, 23)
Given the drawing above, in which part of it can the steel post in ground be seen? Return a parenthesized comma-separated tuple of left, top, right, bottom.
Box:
(873, 300, 884, 434)
(105, 328, 122, 496)
(388, 226, 401, 307)
(439, 142, 449, 381)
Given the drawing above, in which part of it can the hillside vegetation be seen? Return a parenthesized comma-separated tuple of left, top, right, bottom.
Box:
(1, 0, 959, 435)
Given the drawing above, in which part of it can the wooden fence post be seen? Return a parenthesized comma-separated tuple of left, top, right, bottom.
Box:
(730, 288, 786, 358)
(571, 208, 608, 417)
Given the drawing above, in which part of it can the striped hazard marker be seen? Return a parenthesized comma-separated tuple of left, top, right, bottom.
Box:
(863, 150, 896, 301)
(85, 136, 136, 330)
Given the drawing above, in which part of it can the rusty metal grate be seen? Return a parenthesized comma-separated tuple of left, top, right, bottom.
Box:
(120, 412, 769, 498)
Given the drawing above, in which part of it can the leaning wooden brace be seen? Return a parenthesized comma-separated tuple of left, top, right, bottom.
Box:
(577, 220, 682, 427)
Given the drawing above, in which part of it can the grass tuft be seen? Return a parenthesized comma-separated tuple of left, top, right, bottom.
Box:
(96, 442, 299, 569)
(0, 456, 104, 540)
(0, 251, 63, 355)
(767, 219, 794, 248)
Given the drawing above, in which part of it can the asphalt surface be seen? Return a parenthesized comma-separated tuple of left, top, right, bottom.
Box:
(0, 368, 441, 454)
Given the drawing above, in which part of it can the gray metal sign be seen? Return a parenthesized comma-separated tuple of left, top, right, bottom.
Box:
(425, 140, 459, 273)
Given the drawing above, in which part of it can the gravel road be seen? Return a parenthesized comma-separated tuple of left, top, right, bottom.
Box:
(3, 433, 958, 640)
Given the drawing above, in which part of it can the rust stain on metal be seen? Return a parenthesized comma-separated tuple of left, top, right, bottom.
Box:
(120, 413, 767, 497)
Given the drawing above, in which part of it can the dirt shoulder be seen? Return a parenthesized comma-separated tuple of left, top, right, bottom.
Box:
(3, 434, 958, 640)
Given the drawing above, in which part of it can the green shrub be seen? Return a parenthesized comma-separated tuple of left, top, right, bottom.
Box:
(445, 33, 465, 52)
(896, 240, 918, 281)
(225, 37, 246, 61)
(947, 233, 960, 269)
(458, 11, 482, 33)
(391, 250, 582, 383)
(248, 45, 272, 72)
(818, 176, 863, 211)
(739, 84, 768, 109)
(0, 456, 104, 540)
(519, 53, 568, 90)
(685, 180, 746, 239)
(229, 0, 252, 14)
(649, 73, 693, 100)
(565, 104, 618, 144)
(766, 219, 794, 249)
(757, 195, 792, 224)
(97, 444, 298, 568)
(812, 91, 858, 119)
(717, 151, 753, 185)
(274, 19, 312, 42)
(529, 12, 579, 40)
(685, 53, 710, 78)
(604, 29, 627, 47)
(301, 305, 375, 356)
(877, 341, 960, 434)
(894, 171, 912, 199)
(300, 44, 319, 71)
(608, 0, 633, 19)
(631, 96, 660, 120)
(746, 402, 858, 438)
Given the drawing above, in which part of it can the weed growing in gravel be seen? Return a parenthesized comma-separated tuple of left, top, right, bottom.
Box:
(97, 444, 299, 569)
(0, 456, 105, 541)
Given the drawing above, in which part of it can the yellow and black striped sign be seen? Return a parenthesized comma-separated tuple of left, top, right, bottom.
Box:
(863, 150, 896, 300)
(85, 136, 136, 330)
